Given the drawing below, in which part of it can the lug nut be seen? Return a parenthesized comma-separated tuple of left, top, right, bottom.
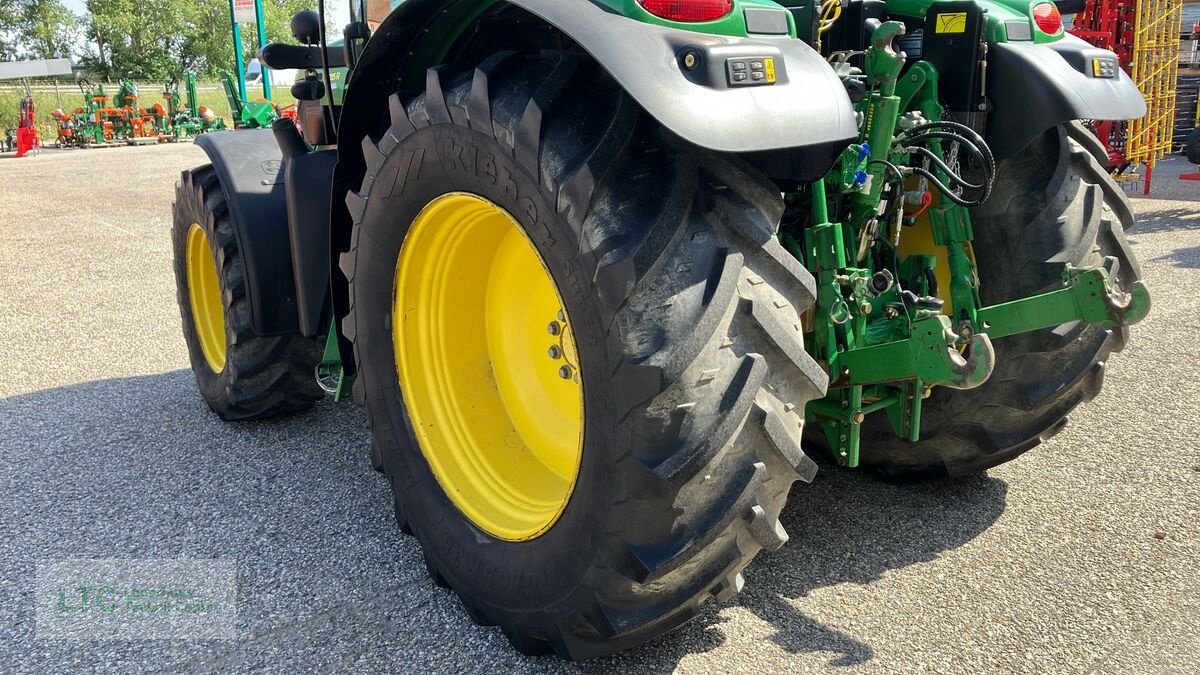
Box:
(557, 310, 566, 322)
(547, 345, 562, 359)
(547, 322, 561, 336)
(558, 365, 573, 380)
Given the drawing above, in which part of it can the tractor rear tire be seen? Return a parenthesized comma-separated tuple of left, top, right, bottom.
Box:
(857, 122, 1142, 480)
(172, 165, 325, 421)
(342, 53, 828, 659)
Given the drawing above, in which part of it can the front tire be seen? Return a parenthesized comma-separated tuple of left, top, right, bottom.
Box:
(172, 166, 325, 420)
(342, 53, 828, 658)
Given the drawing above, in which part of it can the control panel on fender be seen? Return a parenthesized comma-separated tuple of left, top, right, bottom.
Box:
(726, 57, 778, 86)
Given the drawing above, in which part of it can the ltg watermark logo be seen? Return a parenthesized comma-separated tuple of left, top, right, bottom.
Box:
(55, 585, 122, 613)
(37, 560, 237, 639)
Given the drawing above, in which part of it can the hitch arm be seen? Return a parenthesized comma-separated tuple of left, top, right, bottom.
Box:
(977, 264, 1151, 340)
(838, 315, 995, 389)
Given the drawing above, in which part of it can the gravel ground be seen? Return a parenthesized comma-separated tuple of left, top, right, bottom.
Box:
(0, 143, 1197, 674)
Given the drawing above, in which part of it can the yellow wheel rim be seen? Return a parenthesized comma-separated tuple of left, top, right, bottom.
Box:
(186, 223, 227, 372)
(394, 193, 584, 542)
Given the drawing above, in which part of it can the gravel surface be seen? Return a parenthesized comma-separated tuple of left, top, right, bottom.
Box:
(1, 144, 1197, 674)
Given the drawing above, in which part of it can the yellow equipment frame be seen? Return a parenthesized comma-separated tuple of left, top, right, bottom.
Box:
(1125, 0, 1184, 169)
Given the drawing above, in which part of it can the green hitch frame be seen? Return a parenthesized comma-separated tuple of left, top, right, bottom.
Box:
(978, 265, 1151, 339)
(794, 21, 1151, 468)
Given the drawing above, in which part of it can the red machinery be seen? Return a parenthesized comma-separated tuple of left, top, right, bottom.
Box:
(14, 80, 40, 157)
(1067, 0, 1182, 190)
(1068, 0, 1137, 169)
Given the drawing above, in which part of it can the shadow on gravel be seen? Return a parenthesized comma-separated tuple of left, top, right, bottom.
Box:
(757, 465, 1006, 664)
(1151, 245, 1200, 269)
(1127, 205, 1200, 234)
(583, 461, 1007, 671)
(0, 372, 1006, 672)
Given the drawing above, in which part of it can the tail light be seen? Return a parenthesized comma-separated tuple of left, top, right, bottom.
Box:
(637, 0, 734, 22)
(1032, 3, 1063, 35)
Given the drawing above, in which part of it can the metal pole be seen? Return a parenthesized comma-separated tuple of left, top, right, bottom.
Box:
(253, 0, 271, 100)
(229, 0, 247, 103)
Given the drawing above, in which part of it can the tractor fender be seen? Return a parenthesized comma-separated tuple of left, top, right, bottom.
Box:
(987, 34, 1146, 159)
(339, 0, 858, 175)
(195, 130, 299, 337)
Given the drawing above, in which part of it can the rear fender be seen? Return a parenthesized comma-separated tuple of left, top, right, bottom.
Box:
(987, 35, 1145, 157)
(338, 0, 858, 182)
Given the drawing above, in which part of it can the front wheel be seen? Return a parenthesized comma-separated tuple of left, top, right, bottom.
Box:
(172, 166, 325, 420)
(342, 53, 828, 659)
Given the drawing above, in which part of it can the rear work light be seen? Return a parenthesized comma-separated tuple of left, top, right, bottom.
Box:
(637, 0, 734, 22)
(1031, 3, 1063, 35)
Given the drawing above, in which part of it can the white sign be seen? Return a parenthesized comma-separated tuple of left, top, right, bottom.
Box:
(0, 58, 72, 81)
(232, 0, 256, 24)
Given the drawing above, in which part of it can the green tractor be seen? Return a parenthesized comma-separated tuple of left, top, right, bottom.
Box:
(172, 0, 1149, 658)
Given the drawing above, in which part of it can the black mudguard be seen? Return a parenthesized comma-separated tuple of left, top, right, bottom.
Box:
(195, 132, 336, 339)
(988, 34, 1146, 159)
(339, 0, 858, 179)
(285, 150, 338, 337)
(195, 131, 298, 337)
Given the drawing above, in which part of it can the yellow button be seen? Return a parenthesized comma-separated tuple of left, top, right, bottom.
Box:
(765, 58, 776, 84)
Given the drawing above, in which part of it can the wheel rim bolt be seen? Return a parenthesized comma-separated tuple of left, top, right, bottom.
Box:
(558, 365, 573, 380)
(547, 321, 561, 336)
(548, 345, 562, 359)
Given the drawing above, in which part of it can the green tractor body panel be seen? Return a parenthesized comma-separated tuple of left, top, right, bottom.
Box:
(885, 0, 1064, 43)
(386, 0, 796, 38)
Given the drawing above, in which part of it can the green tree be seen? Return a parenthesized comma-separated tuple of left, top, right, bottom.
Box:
(82, 0, 323, 80)
(0, 1, 19, 60)
(85, 0, 180, 79)
(20, 0, 82, 58)
(0, 0, 82, 60)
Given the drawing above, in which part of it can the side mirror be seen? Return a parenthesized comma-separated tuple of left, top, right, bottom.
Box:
(291, 10, 322, 45)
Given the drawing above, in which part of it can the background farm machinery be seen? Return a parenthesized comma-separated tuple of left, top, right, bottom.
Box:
(12, 80, 40, 157)
(51, 75, 228, 147)
(219, 69, 288, 129)
(153, 74, 228, 140)
(1065, 0, 1186, 186)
